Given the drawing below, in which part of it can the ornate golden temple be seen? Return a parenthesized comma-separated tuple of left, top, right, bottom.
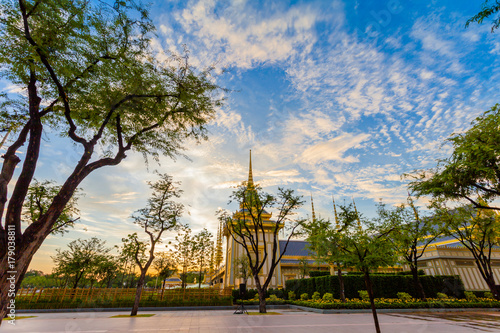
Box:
(210, 152, 500, 291)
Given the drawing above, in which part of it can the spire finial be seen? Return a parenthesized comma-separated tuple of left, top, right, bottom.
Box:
(311, 193, 316, 222)
(248, 149, 254, 187)
(352, 197, 362, 230)
(332, 196, 339, 230)
(215, 217, 223, 267)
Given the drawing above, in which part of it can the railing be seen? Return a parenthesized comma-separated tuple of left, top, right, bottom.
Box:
(16, 287, 232, 304)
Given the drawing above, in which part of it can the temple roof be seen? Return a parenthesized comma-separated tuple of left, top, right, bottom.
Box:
(280, 240, 312, 257)
(280, 259, 321, 265)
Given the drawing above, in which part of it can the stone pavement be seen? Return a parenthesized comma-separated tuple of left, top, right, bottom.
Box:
(2, 309, 500, 332)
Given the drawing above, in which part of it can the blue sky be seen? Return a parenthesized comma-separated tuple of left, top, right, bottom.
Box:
(7, 0, 500, 272)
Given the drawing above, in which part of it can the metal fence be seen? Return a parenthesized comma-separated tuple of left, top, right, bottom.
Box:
(16, 287, 232, 304)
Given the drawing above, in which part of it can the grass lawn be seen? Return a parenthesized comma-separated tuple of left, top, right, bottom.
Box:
(247, 312, 282, 315)
(3, 316, 37, 320)
(110, 314, 156, 318)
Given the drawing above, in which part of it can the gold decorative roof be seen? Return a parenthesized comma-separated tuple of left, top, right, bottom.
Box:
(248, 149, 254, 188)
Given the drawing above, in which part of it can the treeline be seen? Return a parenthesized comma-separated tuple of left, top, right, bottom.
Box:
(41, 223, 215, 290)
(20, 269, 202, 289)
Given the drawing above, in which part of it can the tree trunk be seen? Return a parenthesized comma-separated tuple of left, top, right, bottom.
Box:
(485, 274, 500, 300)
(131, 272, 146, 316)
(474, 257, 500, 300)
(0, 225, 52, 321)
(72, 276, 79, 290)
(410, 265, 426, 301)
(254, 275, 267, 313)
(257, 288, 267, 313)
(363, 269, 381, 333)
(337, 266, 346, 303)
(160, 280, 165, 301)
(181, 270, 186, 289)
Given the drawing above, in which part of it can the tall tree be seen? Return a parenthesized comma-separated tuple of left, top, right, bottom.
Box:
(51, 237, 111, 289)
(218, 182, 305, 313)
(153, 250, 176, 300)
(153, 250, 177, 290)
(336, 204, 396, 333)
(431, 200, 500, 300)
(0, 0, 222, 321)
(92, 255, 121, 288)
(297, 258, 310, 280)
(173, 226, 196, 289)
(115, 240, 141, 288)
(409, 105, 500, 210)
(193, 228, 213, 288)
(377, 197, 440, 301)
(304, 217, 348, 303)
(233, 256, 252, 285)
(129, 174, 183, 316)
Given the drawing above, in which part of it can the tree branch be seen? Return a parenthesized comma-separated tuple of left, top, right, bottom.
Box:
(19, 0, 87, 146)
(26, 0, 42, 17)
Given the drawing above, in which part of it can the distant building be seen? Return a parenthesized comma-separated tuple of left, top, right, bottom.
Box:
(163, 277, 182, 288)
(211, 152, 500, 291)
(210, 152, 391, 289)
(412, 235, 500, 291)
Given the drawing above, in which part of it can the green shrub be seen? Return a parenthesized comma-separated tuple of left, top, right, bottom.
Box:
(484, 291, 494, 299)
(300, 293, 309, 301)
(268, 288, 285, 299)
(358, 290, 369, 300)
(322, 293, 333, 301)
(306, 278, 316, 297)
(312, 291, 321, 300)
(464, 291, 477, 301)
(288, 298, 500, 310)
(397, 270, 425, 276)
(269, 294, 279, 301)
(397, 292, 412, 301)
(436, 292, 448, 300)
(288, 291, 296, 300)
(309, 271, 330, 277)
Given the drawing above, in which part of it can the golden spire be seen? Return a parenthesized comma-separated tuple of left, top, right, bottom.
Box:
(332, 196, 339, 230)
(248, 149, 254, 187)
(352, 197, 362, 230)
(209, 243, 215, 275)
(311, 193, 316, 222)
(215, 218, 223, 267)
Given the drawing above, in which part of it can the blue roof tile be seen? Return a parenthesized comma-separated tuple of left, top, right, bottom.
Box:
(280, 240, 312, 256)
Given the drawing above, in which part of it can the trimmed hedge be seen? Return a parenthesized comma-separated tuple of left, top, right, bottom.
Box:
(285, 274, 465, 299)
(289, 297, 500, 309)
(397, 270, 425, 276)
(309, 271, 330, 277)
(16, 296, 232, 309)
(232, 288, 285, 303)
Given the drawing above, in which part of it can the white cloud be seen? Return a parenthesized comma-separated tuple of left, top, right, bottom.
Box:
(159, 0, 322, 69)
(300, 133, 371, 164)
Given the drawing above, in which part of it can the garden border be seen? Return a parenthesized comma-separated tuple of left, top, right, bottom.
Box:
(16, 304, 500, 314)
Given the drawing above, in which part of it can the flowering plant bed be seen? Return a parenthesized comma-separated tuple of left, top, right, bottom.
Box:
(239, 298, 287, 305)
(288, 297, 500, 309)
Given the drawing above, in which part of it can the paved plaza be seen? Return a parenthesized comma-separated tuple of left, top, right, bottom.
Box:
(2, 309, 500, 333)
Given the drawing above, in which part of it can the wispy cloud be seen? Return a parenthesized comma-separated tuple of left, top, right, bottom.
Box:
(300, 133, 371, 164)
(158, 0, 322, 69)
